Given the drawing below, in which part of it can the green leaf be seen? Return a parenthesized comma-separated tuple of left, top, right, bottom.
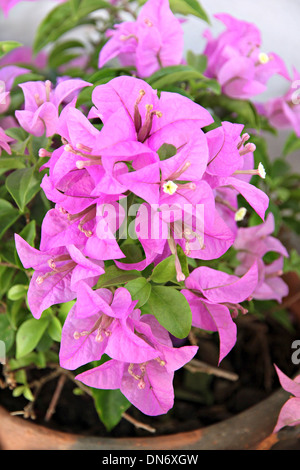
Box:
(96, 264, 141, 289)
(0, 314, 15, 353)
(16, 317, 49, 359)
(157, 143, 177, 161)
(23, 386, 34, 402)
(7, 284, 28, 301)
(92, 388, 131, 431)
(48, 39, 85, 68)
(169, 0, 210, 22)
(149, 255, 177, 284)
(0, 156, 27, 171)
(18, 220, 36, 247)
(147, 65, 205, 89)
(125, 277, 152, 307)
(141, 286, 192, 338)
(0, 266, 15, 300)
(33, 0, 113, 53)
(0, 41, 22, 59)
(6, 167, 42, 213)
(0, 199, 21, 239)
(48, 316, 62, 342)
(186, 50, 207, 73)
(177, 245, 189, 278)
(4, 127, 28, 142)
(282, 131, 300, 157)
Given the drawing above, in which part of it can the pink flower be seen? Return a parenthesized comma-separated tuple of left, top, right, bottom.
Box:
(182, 262, 258, 363)
(39, 202, 125, 262)
(59, 283, 159, 370)
(15, 78, 91, 137)
(14, 234, 104, 319)
(0, 125, 14, 155)
(273, 365, 300, 433)
(257, 68, 300, 137)
(115, 185, 235, 282)
(99, 0, 184, 77)
(203, 13, 289, 100)
(203, 121, 269, 221)
(234, 213, 289, 303)
(0, 64, 30, 113)
(0, 45, 47, 70)
(75, 314, 198, 416)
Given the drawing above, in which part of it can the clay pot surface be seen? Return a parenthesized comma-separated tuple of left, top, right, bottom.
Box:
(0, 386, 298, 450)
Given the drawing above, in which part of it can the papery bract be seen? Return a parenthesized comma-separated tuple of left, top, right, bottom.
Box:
(203, 13, 289, 99)
(234, 213, 289, 302)
(182, 262, 258, 363)
(15, 78, 91, 137)
(59, 284, 159, 370)
(75, 313, 198, 416)
(273, 365, 300, 433)
(15, 234, 104, 319)
(0, 125, 14, 154)
(99, 0, 184, 77)
(257, 68, 300, 137)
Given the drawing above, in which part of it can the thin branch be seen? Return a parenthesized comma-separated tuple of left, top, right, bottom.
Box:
(45, 374, 67, 422)
(122, 412, 156, 434)
(184, 358, 239, 382)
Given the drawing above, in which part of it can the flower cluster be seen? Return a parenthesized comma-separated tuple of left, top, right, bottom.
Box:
(202, 13, 289, 100)
(1, 0, 295, 425)
(99, 0, 184, 77)
(201, 13, 300, 139)
(14, 71, 276, 415)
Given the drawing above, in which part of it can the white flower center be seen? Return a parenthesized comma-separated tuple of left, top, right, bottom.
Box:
(163, 180, 178, 195)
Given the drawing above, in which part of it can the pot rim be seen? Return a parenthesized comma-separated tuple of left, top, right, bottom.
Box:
(0, 385, 293, 450)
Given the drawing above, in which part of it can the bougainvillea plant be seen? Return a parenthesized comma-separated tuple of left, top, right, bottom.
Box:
(1, 0, 300, 433)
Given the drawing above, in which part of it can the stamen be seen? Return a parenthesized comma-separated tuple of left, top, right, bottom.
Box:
(64, 143, 102, 166)
(67, 204, 96, 223)
(74, 314, 113, 342)
(134, 89, 146, 132)
(36, 273, 52, 285)
(76, 143, 93, 153)
(47, 254, 72, 271)
(138, 379, 146, 389)
(45, 80, 52, 102)
(239, 142, 256, 156)
(167, 161, 191, 181)
(177, 182, 196, 191)
(137, 105, 162, 142)
(233, 162, 266, 179)
(75, 159, 102, 169)
(73, 330, 89, 339)
(155, 357, 166, 366)
(120, 34, 138, 42)
(128, 363, 141, 381)
(34, 93, 43, 107)
(77, 206, 97, 237)
(39, 148, 52, 158)
(266, 270, 283, 279)
(144, 18, 153, 27)
(237, 133, 250, 149)
(168, 236, 186, 281)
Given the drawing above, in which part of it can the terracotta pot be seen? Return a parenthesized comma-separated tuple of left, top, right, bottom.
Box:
(0, 385, 299, 450)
